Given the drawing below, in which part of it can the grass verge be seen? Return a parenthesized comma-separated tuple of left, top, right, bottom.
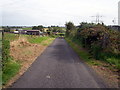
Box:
(65, 37, 119, 88)
(65, 38, 96, 64)
(2, 60, 20, 85)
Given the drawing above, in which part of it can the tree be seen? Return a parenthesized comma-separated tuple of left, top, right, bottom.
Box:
(3, 26, 10, 32)
(38, 25, 44, 32)
(32, 26, 38, 30)
(65, 22, 75, 36)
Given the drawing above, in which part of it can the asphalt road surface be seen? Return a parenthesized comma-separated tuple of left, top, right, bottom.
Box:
(11, 37, 108, 88)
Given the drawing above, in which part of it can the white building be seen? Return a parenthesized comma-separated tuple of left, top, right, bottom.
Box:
(118, 1, 120, 26)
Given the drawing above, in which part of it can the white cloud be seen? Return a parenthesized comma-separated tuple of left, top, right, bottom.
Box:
(1, 0, 119, 26)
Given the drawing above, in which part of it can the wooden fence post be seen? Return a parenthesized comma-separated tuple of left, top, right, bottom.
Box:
(2, 30, 4, 40)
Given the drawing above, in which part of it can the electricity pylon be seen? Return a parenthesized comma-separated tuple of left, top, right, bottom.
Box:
(91, 14, 104, 24)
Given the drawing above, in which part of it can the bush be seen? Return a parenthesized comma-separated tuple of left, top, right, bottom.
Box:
(91, 42, 102, 60)
(106, 58, 120, 69)
(65, 22, 120, 69)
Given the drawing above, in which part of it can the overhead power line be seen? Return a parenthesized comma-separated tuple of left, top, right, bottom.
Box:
(91, 14, 104, 24)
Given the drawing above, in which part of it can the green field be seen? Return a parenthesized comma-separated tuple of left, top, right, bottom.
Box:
(22, 27, 32, 30)
(28, 36, 51, 44)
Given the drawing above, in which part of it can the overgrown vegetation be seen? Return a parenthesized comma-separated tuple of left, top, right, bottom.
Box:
(2, 33, 20, 85)
(65, 22, 120, 70)
(2, 33, 55, 85)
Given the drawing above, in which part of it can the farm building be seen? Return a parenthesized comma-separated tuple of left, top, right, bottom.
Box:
(13, 30, 27, 34)
(19, 30, 27, 34)
(10, 28, 23, 33)
(26, 30, 43, 35)
(14, 31, 19, 34)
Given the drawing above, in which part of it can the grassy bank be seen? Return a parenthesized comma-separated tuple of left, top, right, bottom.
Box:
(65, 37, 119, 70)
(65, 37, 119, 87)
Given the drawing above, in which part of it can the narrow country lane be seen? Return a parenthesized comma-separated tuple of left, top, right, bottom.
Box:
(11, 38, 108, 88)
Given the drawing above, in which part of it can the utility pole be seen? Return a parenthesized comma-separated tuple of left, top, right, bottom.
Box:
(91, 14, 103, 24)
(2, 28, 4, 40)
(118, 1, 120, 26)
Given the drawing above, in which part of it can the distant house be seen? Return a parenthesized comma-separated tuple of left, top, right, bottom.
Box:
(10, 28, 23, 33)
(26, 30, 43, 35)
(12, 28, 27, 34)
(19, 30, 27, 34)
(14, 31, 19, 34)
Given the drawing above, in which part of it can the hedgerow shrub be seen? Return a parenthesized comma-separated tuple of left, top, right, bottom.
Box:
(2, 39, 10, 63)
(65, 22, 120, 69)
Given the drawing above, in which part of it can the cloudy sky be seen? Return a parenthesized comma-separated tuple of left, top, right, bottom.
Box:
(0, 0, 119, 26)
